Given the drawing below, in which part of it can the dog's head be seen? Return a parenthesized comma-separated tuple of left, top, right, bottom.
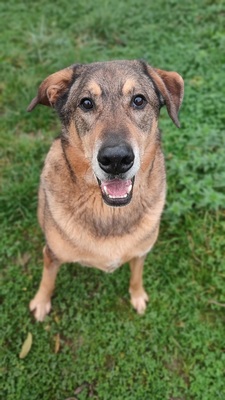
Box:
(28, 60, 184, 207)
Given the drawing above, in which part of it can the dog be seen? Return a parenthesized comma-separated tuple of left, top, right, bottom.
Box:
(27, 60, 184, 321)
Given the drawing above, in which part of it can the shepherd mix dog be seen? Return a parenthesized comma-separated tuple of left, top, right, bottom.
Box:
(27, 60, 184, 321)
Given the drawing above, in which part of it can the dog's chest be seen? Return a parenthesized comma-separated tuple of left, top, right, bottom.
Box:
(105, 259, 122, 273)
(45, 191, 159, 270)
(73, 223, 155, 273)
(43, 171, 162, 270)
(79, 256, 122, 273)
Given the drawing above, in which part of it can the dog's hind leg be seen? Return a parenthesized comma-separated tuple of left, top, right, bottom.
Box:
(29, 245, 61, 321)
(129, 255, 149, 315)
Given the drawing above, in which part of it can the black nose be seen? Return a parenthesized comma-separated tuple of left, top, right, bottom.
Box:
(98, 142, 134, 175)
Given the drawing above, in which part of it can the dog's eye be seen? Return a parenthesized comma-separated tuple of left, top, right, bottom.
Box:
(80, 98, 94, 111)
(132, 95, 147, 109)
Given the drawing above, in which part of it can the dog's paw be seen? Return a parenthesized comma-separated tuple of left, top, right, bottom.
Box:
(130, 290, 149, 315)
(29, 295, 51, 322)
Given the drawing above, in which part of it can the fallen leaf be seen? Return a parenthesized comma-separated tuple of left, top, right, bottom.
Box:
(19, 332, 32, 359)
(74, 381, 95, 397)
(18, 253, 31, 267)
(44, 324, 51, 332)
(54, 315, 60, 324)
(74, 382, 89, 395)
(54, 333, 60, 354)
(64, 398, 78, 400)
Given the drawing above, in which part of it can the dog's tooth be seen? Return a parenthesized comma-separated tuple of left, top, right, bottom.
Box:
(108, 194, 128, 199)
(103, 185, 108, 195)
(127, 184, 132, 194)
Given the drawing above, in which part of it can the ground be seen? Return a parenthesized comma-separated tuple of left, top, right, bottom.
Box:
(1, 0, 225, 399)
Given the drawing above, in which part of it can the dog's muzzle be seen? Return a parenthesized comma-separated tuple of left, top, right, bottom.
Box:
(97, 142, 135, 207)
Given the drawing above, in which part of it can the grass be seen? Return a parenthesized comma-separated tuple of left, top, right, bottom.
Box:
(1, 0, 225, 399)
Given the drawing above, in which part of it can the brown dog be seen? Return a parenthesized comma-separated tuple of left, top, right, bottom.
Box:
(27, 60, 184, 321)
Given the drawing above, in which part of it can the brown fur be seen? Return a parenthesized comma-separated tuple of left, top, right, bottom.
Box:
(28, 60, 184, 321)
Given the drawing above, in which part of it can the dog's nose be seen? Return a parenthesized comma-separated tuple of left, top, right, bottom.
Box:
(98, 142, 134, 175)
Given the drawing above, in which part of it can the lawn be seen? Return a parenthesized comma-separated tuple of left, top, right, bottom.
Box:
(1, 0, 225, 399)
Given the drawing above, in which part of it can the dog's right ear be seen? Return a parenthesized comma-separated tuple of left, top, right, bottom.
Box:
(146, 65, 184, 128)
(27, 67, 75, 112)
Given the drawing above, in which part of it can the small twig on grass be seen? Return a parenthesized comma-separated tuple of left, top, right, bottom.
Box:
(208, 299, 225, 308)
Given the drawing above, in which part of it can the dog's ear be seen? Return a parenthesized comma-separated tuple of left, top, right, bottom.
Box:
(27, 67, 75, 112)
(148, 66, 184, 127)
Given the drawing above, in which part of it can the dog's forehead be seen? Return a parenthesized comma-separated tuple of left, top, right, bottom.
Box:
(74, 60, 153, 94)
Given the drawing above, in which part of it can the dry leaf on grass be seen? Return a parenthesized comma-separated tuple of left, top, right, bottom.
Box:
(54, 333, 60, 354)
(19, 332, 32, 359)
(18, 252, 31, 267)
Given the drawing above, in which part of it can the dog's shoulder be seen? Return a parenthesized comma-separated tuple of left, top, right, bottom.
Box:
(41, 137, 73, 188)
(43, 137, 64, 172)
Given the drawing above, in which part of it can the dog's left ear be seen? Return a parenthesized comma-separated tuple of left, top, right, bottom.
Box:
(148, 66, 184, 127)
(27, 67, 75, 112)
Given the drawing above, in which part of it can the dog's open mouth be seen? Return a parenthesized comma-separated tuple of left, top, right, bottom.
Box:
(98, 177, 135, 207)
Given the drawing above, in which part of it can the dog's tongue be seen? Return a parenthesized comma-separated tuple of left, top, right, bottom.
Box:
(101, 179, 132, 197)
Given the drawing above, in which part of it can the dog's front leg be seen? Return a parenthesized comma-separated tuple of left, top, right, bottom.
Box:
(129, 255, 149, 315)
(29, 245, 60, 321)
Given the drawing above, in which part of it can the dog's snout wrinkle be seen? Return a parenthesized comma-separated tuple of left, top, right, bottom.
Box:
(97, 142, 134, 175)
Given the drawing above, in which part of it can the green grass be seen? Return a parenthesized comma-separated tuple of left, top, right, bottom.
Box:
(1, 0, 225, 399)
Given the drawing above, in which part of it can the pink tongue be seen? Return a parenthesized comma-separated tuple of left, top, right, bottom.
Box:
(101, 179, 132, 197)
